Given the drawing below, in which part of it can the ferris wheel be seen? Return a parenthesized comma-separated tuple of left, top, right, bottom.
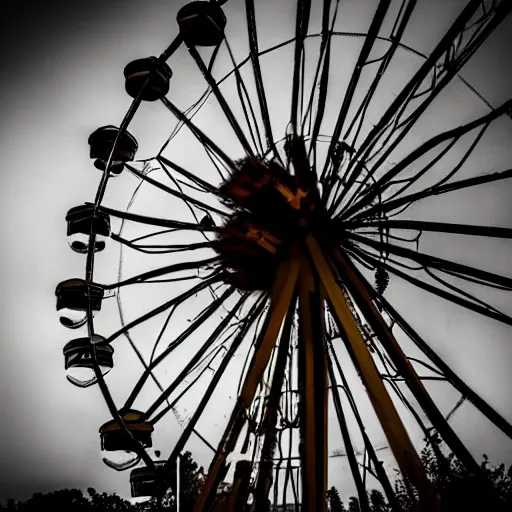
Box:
(55, 0, 512, 510)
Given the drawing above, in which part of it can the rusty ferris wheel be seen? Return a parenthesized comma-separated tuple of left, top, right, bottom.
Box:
(55, 1, 512, 510)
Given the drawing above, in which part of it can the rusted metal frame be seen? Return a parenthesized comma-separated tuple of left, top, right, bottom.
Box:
(193, 254, 301, 512)
(287, 134, 317, 190)
(223, 38, 266, 156)
(236, 309, 269, 397)
(244, 0, 282, 164)
(157, 155, 218, 193)
(348, 245, 512, 327)
(327, 339, 397, 508)
(123, 286, 236, 410)
(290, 0, 312, 133)
(302, 0, 334, 145)
(346, 230, 512, 290)
(340, 244, 506, 506)
(339, 99, 511, 220)
(188, 46, 255, 157)
(305, 234, 439, 510)
(145, 292, 250, 419)
(252, 294, 297, 510)
(330, 245, 496, 475)
(343, 219, 512, 240)
(104, 256, 219, 290)
(340, 0, 417, 151)
(225, 460, 253, 512)
(98, 204, 219, 232)
(126, 163, 229, 217)
(104, 277, 220, 347)
(327, 0, 511, 216)
(332, 249, 502, 505)
(282, 345, 300, 508)
(297, 254, 328, 512)
(155, 294, 267, 499)
(372, 291, 512, 440)
(349, 167, 512, 223)
(319, 0, 392, 181)
(327, 352, 369, 511)
(161, 97, 237, 175)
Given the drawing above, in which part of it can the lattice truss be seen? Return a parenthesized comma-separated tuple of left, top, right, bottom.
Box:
(56, 0, 512, 510)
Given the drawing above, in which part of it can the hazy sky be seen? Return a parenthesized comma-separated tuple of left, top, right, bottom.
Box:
(1, 0, 511, 505)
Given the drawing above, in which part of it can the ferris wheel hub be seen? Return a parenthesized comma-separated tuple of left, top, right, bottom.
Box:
(212, 156, 329, 291)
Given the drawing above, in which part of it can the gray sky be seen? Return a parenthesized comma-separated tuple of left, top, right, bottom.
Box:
(1, 0, 512, 505)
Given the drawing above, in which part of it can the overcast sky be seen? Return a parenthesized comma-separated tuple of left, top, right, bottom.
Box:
(1, 0, 511, 505)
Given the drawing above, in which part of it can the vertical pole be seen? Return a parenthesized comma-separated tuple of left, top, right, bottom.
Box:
(328, 339, 397, 508)
(297, 254, 328, 512)
(176, 454, 180, 512)
(305, 234, 439, 511)
(327, 358, 369, 512)
(226, 461, 253, 512)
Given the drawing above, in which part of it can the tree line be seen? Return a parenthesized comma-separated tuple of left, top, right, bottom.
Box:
(2, 439, 512, 511)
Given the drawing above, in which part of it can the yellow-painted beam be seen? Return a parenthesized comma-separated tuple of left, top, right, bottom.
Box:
(298, 254, 328, 512)
(306, 235, 439, 511)
(330, 246, 481, 477)
(194, 252, 300, 512)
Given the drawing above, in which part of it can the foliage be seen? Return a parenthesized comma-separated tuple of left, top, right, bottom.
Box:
(3, 444, 512, 512)
(1, 488, 136, 512)
(0, 451, 204, 512)
(141, 451, 205, 511)
(327, 486, 346, 512)
(325, 437, 512, 511)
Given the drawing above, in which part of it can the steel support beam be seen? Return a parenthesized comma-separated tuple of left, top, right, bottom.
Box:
(329, 246, 482, 475)
(305, 234, 439, 511)
(251, 295, 297, 510)
(327, 354, 369, 512)
(194, 251, 300, 512)
(298, 254, 328, 512)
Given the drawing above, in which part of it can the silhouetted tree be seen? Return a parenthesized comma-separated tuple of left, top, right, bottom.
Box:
(3, 443, 512, 512)
(368, 489, 388, 512)
(0, 452, 204, 512)
(0, 488, 136, 512)
(347, 496, 361, 512)
(136, 451, 205, 511)
(327, 485, 346, 512)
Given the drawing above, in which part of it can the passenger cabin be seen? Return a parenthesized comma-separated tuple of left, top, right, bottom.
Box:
(177, 1, 227, 47)
(55, 279, 104, 329)
(63, 336, 113, 387)
(124, 57, 173, 102)
(66, 204, 110, 254)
